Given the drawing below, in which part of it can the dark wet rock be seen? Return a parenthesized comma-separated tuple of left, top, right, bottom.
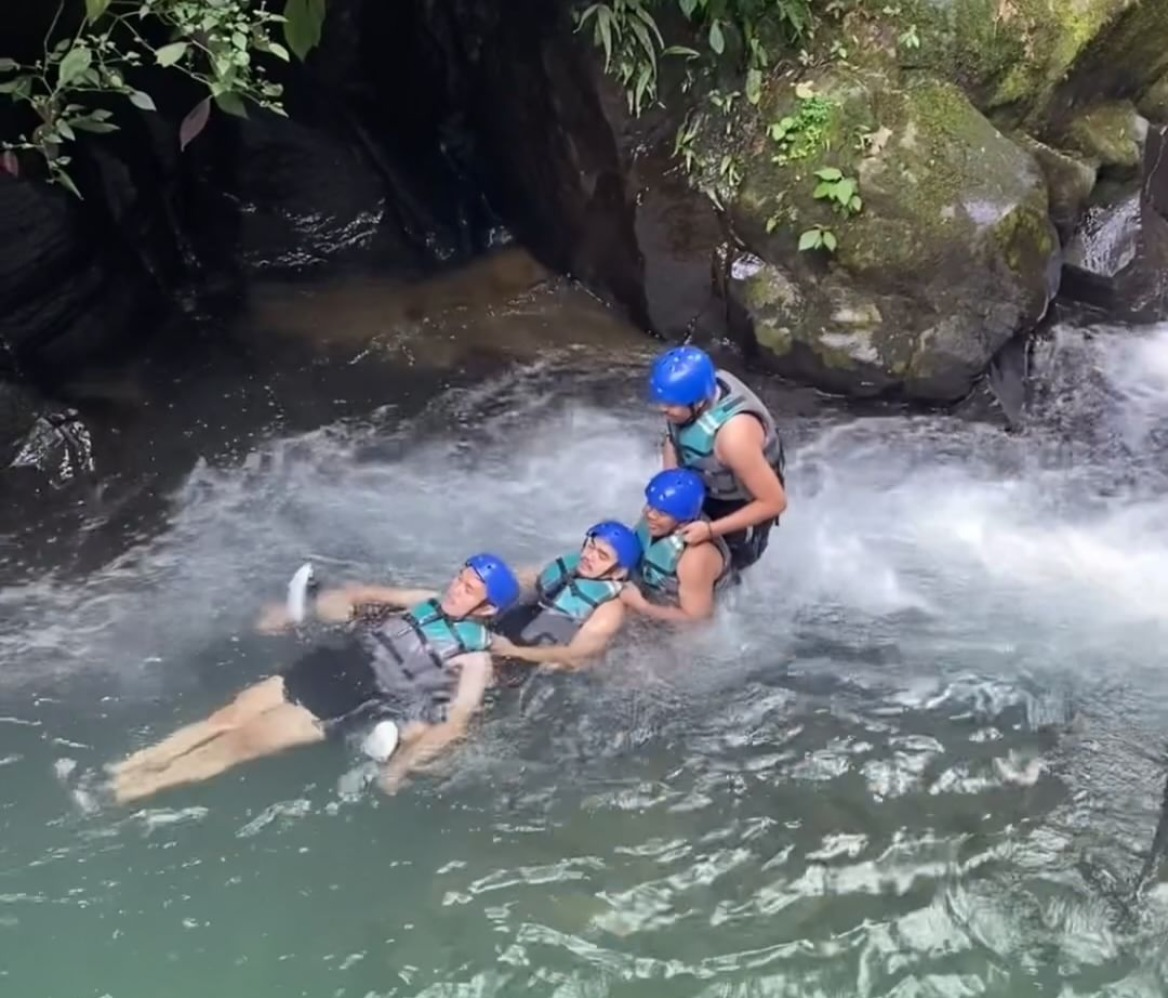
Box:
(0, 379, 41, 469)
(0, 174, 157, 379)
(1013, 134, 1098, 239)
(1139, 75, 1168, 124)
(1056, 129, 1168, 320)
(1145, 124, 1168, 223)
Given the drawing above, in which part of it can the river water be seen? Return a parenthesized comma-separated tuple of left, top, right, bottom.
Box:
(3, 252, 1168, 997)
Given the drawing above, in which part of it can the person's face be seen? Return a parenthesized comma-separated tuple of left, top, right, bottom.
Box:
(578, 536, 621, 578)
(440, 567, 492, 617)
(643, 505, 680, 539)
(658, 403, 695, 425)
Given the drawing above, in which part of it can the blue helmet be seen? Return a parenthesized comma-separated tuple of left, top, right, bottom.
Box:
(585, 520, 643, 572)
(464, 553, 522, 612)
(648, 346, 718, 407)
(644, 468, 706, 522)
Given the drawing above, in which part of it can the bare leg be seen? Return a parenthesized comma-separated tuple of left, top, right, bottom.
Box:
(108, 677, 288, 777)
(113, 702, 325, 805)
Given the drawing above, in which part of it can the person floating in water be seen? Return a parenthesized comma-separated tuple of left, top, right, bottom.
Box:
(108, 554, 523, 804)
(621, 468, 734, 623)
(649, 345, 787, 572)
(490, 520, 642, 671)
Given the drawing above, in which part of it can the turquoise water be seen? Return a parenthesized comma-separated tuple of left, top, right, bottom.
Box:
(4, 283, 1168, 996)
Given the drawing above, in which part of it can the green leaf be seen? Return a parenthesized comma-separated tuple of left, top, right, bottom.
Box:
(0, 58, 17, 73)
(849, 195, 862, 212)
(0, 75, 29, 94)
(283, 0, 326, 62)
(154, 42, 189, 67)
(633, 63, 653, 115)
(56, 120, 76, 141)
(708, 20, 725, 55)
(745, 68, 761, 105)
(128, 89, 157, 111)
(268, 42, 291, 62)
(662, 45, 700, 58)
(814, 166, 842, 181)
(679, 0, 699, 18)
(798, 228, 820, 251)
(822, 230, 838, 251)
(57, 46, 93, 88)
(51, 166, 83, 198)
(628, 18, 657, 68)
(632, 4, 664, 45)
(214, 91, 249, 118)
(85, 0, 112, 23)
(835, 177, 856, 202)
(596, 7, 614, 69)
(765, 216, 778, 233)
(71, 117, 120, 134)
(812, 182, 832, 199)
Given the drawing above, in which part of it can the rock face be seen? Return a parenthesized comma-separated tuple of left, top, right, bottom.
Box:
(700, 64, 1058, 400)
(905, 0, 1168, 131)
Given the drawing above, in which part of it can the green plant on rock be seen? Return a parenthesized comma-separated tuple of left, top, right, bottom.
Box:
(767, 87, 835, 164)
(579, 0, 817, 119)
(812, 165, 861, 214)
(798, 223, 836, 251)
(0, 0, 327, 195)
(797, 165, 862, 253)
(576, 1, 699, 117)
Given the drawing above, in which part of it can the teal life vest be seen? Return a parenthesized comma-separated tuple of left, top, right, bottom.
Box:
(356, 598, 492, 711)
(496, 553, 623, 647)
(666, 369, 786, 503)
(634, 519, 732, 606)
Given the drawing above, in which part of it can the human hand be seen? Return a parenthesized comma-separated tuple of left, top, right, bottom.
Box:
(619, 584, 648, 611)
(678, 520, 715, 545)
(491, 635, 519, 656)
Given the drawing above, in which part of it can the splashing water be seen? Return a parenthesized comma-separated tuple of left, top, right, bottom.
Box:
(3, 290, 1168, 997)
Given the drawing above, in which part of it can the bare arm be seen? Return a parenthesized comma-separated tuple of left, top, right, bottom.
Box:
(709, 414, 787, 535)
(622, 544, 722, 623)
(256, 582, 439, 632)
(378, 652, 493, 793)
(341, 584, 439, 608)
(491, 601, 626, 669)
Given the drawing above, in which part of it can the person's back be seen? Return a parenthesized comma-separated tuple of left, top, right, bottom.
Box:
(634, 517, 732, 608)
(649, 346, 788, 572)
(666, 367, 786, 502)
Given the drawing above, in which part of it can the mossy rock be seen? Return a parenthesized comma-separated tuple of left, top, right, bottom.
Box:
(899, 0, 1168, 132)
(714, 67, 1058, 401)
(1012, 133, 1098, 235)
(1137, 74, 1168, 124)
(1057, 100, 1145, 178)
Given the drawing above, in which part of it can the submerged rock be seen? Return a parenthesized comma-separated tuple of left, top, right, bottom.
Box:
(712, 67, 1058, 400)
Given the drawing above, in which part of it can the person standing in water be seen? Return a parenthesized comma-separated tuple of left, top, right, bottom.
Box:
(491, 520, 642, 671)
(108, 554, 523, 804)
(621, 468, 733, 623)
(649, 345, 787, 572)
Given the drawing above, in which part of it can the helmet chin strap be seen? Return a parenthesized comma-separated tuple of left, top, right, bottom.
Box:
(677, 397, 712, 428)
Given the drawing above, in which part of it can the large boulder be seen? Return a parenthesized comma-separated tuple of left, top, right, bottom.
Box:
(702, 61, 1058, 400)
(905, 0, 1168, 131)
